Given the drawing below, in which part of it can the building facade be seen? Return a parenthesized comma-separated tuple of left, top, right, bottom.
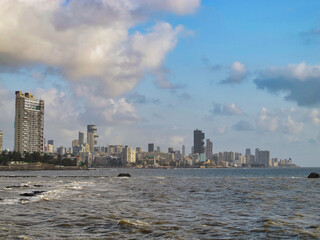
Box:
(87, 125, 98, 153)
(194, 129, 205, 154)
(122, 146, 136, 165)
(148, 143, 154, 153)
(205, 139, 213, 159)
(14, 91, 44, 153)
(78, 131, 85, 145)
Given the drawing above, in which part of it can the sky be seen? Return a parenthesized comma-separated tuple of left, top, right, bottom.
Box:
(0, 0, 320, 166)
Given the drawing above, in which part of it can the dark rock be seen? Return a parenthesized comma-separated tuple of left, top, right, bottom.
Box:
(33, 185, 43, 187)
(20, 192, 35, 197)
(33, 190, 45, 195)
(307, 172, 320, 178)
(5, 185, 29, 189)
(20, 190, 46, 197)
(117, 173, 131, 177)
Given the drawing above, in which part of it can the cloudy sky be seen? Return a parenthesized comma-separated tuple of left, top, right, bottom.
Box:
(0, 0, 320, 166)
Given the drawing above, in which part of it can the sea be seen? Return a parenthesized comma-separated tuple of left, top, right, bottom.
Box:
(0, 167, 320, 239)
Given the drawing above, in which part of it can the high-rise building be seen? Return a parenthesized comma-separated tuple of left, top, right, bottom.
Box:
(136, 147, 142, 153)
(168, 147, 174, 153)
(194, 129, 205, 154)
(182, 145, 185, 157)
(255, 148, 260, 165)
(148, 143, 154, 153)
(122, 146, 136, 165)
(14, 91, 44, 153)
(245, 148, 251, 156)
(255, 148, 270, 166)
(72, 140, 79, 147)
(0, 130, 3, 151)
(48, 139, 54, 147)
(205, 139, 213, 159)
(87, 125, 98, 153)
(57, 146, 66, 156)
(79, 131, 85, 145)
(245, 148, 251, 165)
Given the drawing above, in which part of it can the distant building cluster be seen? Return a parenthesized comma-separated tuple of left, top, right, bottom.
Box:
(1, 91, 297, 168)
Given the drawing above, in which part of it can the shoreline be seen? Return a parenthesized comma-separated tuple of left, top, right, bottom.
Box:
(0, 164, 88, 171)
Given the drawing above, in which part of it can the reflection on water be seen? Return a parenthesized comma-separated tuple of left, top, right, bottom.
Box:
(0, 168, 320, 239)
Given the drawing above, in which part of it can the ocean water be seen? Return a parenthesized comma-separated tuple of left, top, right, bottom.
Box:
(0, 168, 320, 239)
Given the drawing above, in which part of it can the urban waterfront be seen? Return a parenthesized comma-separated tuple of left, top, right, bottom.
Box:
(0, 168, 320, 239)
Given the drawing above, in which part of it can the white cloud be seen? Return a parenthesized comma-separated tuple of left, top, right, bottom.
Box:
(210, 102, 244, 116)
(256, 107, 278, 132)
(282, 116, 304, 134)
(221, 61, 247, 84)
(256, 107, 305, 135)
(170, 136, 185, 147)
(310, 109, 320, 125)
(254, 62, 320, 106)
(0, 0, 200, 97)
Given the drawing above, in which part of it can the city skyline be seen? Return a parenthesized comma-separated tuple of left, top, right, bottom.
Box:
(0, 0, 320, 166)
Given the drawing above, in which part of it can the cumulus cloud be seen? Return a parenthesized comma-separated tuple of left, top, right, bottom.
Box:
(210, 102, 244, 116)
(232, 120, 254, 131)
(0, 0, 200, 97)
(310, 109, 320, 125)
(256, 107, 278, 132)
(221, 62, 247, 84)
(254, 62, 320, 107)
(77, 91, 141, 126)
(282, 116, 304, 134)
(256, 107, 305, 135)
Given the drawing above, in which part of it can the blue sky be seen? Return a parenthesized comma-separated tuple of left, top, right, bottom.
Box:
(0, 0, 320, 166)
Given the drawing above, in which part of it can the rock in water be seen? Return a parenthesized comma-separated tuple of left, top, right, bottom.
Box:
(307, 172, 320, 178)
(118, 173, 131, 177)
(20, 191, 46, 197)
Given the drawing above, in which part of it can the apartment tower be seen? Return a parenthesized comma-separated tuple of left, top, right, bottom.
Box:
(193, 129, 205, 154)
(87, 125, 98, 153)
(14, 91, 44, 153)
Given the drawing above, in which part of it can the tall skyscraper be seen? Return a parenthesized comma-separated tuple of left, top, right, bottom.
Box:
(148, 143, 154, 153)
(14, 91, 44, 153)
(205, 139, 213, 159)
(182, 145, 185, 157)
(245, 148, 251, 165)
(0, 130, 3, 151)
(255, 148, 260, 164)
(87, 125, 98, 153)
(194, 129, 205, 154)
(245, 148, 251, 156)
(79, 131, 85, 145)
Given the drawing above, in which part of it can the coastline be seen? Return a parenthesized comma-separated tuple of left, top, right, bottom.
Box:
(0, 163, 88, 171)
